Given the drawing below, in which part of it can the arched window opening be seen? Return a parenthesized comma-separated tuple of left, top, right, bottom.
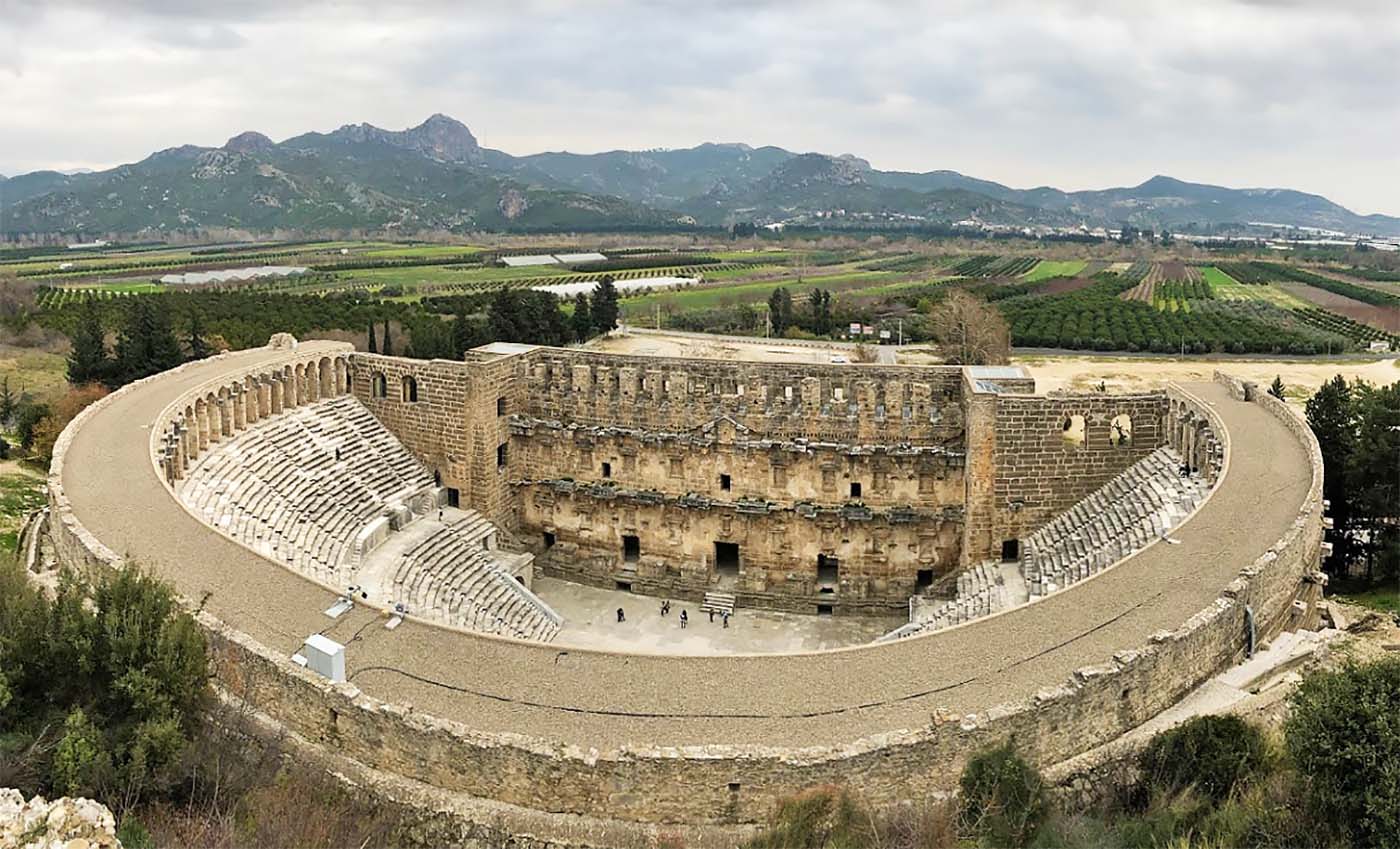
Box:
(371, 372, 387, 399)
(1061, 414, 1086, 447)
(402, 375, 419, 403)
(1110, 413, 1133, 447)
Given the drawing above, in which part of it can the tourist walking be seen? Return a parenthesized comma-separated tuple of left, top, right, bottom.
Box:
(616, 607, 625, 623)
(708, 609, 715, 623)
(722, 611, 730, 629)
(680, 609, 688, 629)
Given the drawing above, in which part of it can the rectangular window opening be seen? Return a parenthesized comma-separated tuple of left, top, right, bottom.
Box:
(916, 568, 934, 589)
(622, 535, 640, 563)
(542, 531, 556, 548)
(849, 481, 862, 499)
(496, 397, 506, 416)
(816, 604, 834, 616)
(496, 443, 508, 468)
(602, 462, 612, 479)
(720, 473, 732, 491)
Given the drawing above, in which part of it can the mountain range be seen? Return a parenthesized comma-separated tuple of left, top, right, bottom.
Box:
(3, 114, 1397, 236)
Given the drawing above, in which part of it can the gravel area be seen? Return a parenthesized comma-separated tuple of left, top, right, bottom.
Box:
(60, 349, 1311, 751)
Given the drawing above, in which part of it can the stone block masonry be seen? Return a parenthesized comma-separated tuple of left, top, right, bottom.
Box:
(43, 337, 1324, 832)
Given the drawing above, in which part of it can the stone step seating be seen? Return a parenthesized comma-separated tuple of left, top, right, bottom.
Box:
(880, 561, 1008, 641)
(180, 396, 434, 584)
(701, 591, 736, 616)
(393, 515, 562, 643)
(1022, 447, 1210, 598)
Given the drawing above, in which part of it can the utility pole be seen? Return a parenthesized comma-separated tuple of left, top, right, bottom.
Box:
(897, 318, 903, 347)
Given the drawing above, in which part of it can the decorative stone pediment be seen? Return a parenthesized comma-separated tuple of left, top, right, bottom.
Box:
(697, 414, 751, 444)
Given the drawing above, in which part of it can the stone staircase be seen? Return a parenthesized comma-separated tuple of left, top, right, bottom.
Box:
(701, 591, 736, 616)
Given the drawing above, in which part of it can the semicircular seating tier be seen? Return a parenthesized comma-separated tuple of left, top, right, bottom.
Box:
(178, 393, 561, 641)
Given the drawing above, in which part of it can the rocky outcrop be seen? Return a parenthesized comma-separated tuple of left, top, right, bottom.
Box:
(0, 789, 122, 849)
(497, 188, 529, 220)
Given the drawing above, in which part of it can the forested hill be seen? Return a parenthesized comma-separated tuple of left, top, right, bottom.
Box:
(6, 114, 1400, 236)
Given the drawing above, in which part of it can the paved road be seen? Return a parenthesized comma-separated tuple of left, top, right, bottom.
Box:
(61, 351, 1311, 751)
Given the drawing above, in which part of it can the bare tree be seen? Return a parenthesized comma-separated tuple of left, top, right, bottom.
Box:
(928, 289, 1011, 365)
(852, 342, 880, 363)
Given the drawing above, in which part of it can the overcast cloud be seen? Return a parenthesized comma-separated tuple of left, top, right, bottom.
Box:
(3, 0, 1398, 214)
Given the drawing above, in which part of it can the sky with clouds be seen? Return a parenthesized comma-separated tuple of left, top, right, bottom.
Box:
(3, 0, 1398, 214)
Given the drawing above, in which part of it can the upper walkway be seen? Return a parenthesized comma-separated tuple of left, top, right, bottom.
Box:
(59, 344, 1313, 751)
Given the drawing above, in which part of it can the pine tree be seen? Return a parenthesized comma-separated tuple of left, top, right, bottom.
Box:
(1268, 375, 1286, 400)
(187, 309, 211, 360)
(571, 294, 593, 342)
(381, 319, 393, 356)
(113, 298, 182, 386)
(67, 300, 109, 386)
(367, 321, 378, 353)
(591, 277, 620, 333)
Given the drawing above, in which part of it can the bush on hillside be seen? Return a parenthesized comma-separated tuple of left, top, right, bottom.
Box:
(1285, 657, 1400, 849)
(958, 741, 1046, 847)
(1138, 714, 1271, 804)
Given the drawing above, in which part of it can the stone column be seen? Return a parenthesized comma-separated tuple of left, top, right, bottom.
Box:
(232, 387, 247, 431)
(196, 404, 210, 451)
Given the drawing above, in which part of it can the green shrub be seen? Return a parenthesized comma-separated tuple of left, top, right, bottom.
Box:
(959, 741, 1046, 847)
(1285, 657, 1400, 849)
(1138, 715, 1270, 803)
(745, 785, 873, 849)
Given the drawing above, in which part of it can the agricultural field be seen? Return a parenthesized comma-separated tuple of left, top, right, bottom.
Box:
(1022, 260, 1086, 282)
(621, 270, 897, 316)
(13, 237, 1400, 363)
(1278, 282, 1400, 334)
(1200, 267, 1308, 308)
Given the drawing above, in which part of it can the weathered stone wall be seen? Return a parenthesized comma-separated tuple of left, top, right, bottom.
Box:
(523, 486, 961, 613)
(970, 392, 1169, 561)
(510, 417, 965, 509)
(351, 353, 520, 528)
(517, 349, 968, 442)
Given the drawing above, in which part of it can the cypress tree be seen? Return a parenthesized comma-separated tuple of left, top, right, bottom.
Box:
(0, 377, 14, 426)
(451, 311, 473, 358)
(187, 309, 211, 360)
(367, 321, 378, 353)
(67, 300, 109, 386)
(591, 276, 620, 333)
(571, 293, 594, 343)
(381, 319, 393, 356)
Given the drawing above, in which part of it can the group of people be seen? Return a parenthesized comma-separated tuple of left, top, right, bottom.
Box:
(613, 598, 731, 629)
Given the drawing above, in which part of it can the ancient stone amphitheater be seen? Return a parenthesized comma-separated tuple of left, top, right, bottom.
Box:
(44, 336, 1324, 844)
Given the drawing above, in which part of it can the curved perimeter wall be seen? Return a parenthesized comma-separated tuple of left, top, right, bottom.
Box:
(46, 347, 1323, 826)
